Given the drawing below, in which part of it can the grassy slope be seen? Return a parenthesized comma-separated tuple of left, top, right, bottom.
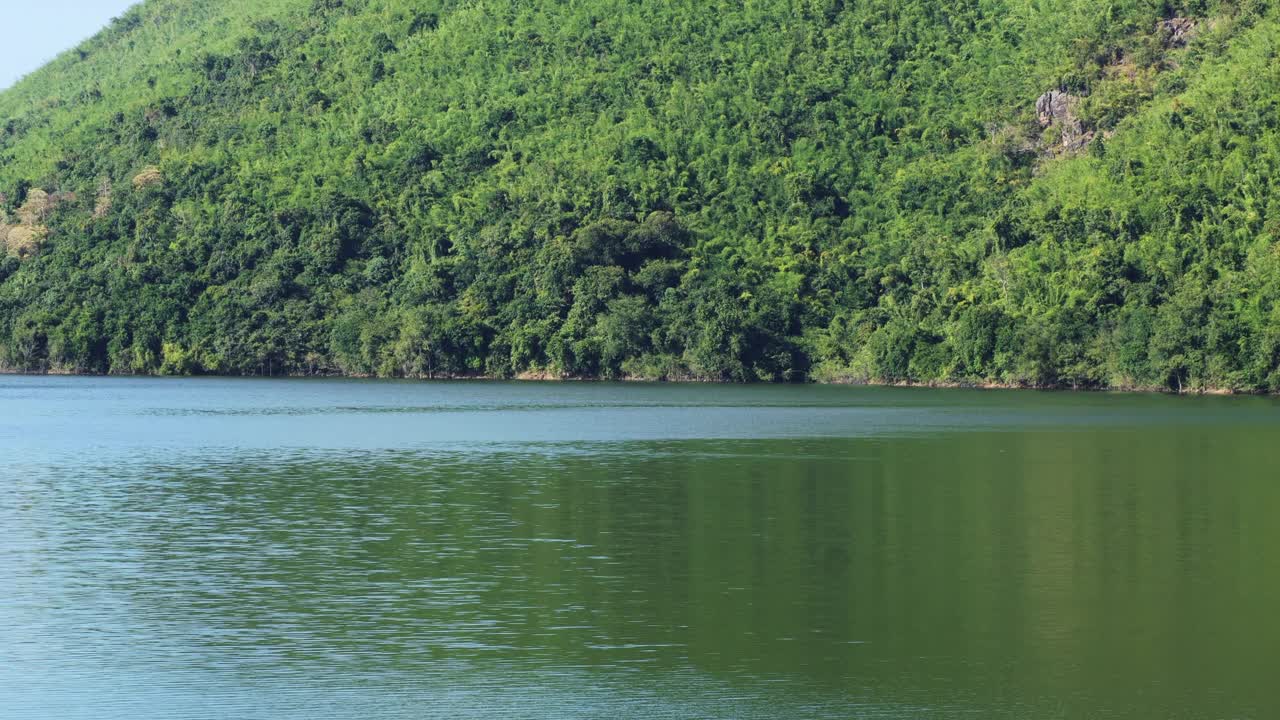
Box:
(1, 0, 1278, 390)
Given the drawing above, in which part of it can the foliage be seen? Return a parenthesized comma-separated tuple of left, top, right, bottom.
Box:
(1, 0, 1278, 390)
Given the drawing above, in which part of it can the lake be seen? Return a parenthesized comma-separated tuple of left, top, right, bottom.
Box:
(2, 376, 1279, 718)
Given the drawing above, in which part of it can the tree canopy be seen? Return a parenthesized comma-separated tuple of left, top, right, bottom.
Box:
(2, 0, 1279, 390)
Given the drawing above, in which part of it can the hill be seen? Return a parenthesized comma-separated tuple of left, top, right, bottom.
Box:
(2, 0, 1280, 390)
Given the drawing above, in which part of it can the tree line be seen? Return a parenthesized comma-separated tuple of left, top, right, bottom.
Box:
(2, 0, 1279, 390)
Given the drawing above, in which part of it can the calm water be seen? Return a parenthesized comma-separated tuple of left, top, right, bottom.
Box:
(3, 377, 1279, 719)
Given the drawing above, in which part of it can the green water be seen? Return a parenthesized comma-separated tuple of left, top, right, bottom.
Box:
(3, 377, 1279, 718)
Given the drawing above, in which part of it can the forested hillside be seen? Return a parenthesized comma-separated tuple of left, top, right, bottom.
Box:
(2, 0, 1280, 390)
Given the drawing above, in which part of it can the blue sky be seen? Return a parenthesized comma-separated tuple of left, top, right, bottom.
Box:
(0, 0, 140, 90)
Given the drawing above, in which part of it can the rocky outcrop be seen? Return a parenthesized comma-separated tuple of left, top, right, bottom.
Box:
(1035, 90, 1092, 152)
(1158, 17, 1199, 48)
(1036, 90, 1075, 128)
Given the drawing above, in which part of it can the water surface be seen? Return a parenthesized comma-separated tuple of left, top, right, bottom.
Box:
(3, 377, 1279, 718)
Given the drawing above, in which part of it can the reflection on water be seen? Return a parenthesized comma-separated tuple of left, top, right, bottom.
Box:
(2, 378, 1280, 718)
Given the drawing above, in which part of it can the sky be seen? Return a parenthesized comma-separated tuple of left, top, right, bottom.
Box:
(0, 0, 140, 90)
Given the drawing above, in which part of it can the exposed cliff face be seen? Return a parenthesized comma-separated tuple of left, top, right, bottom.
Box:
(1035, 90, 1093, 153)
(1159, 17, 1200, 47)
(1031, 16, 1205, 157)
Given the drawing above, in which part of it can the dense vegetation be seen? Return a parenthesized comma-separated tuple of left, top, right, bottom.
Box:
(2, 0, 1280, 390)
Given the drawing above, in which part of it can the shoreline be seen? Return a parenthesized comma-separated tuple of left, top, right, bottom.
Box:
(0, 368, 1267, 396)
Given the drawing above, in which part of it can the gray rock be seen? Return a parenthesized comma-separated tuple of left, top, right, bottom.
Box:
(1159, 17, 1198, 48)
(1035, 90, 1092, 152)
(1036, 90, 1078, 128)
